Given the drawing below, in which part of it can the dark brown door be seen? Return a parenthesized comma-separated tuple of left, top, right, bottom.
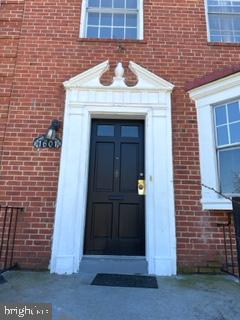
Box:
(84, 119, 145, 256)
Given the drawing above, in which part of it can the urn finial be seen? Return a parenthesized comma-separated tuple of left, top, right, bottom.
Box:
(114, 62, 124, 79)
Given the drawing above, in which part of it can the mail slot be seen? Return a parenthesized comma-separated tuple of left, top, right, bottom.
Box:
(109, 195, 124, 201)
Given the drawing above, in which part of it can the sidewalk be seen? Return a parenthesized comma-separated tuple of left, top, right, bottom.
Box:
(0, 271, 239, 320)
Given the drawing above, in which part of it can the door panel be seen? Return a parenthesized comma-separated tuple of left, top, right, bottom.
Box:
(92, 203, 113, 239)
(84, 119, 145, 256)
(94, 142, 115, 192)
(118, 204, 140, 239)
(120, 143, 139, 192)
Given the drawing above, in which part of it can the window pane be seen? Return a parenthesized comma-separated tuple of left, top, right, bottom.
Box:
(113, 14, 125, 26)
(101, 13, 112, 26)
(126, 0, 137, 9)
(97, 125, 114, 136)
(215, 105, 227, 125)
(113, 28, 124, 39)
(222, 33, 234, 43)
(88, 0, 100, 7)
(125, 28, 137, 39)
(100, 27, 111, 38)
(220, 15, 232, 30)
(233, 2, 240, 12)
(233, 15, 240, 30)
(208, 1, 218, 5)
(208, 1, 240, 13)
(121, 126, 139, 137)
(209, 15, 220, 29)
(217, 125, 229, 146)
(230, 122, 240, 144)
(113, 0, 125, 8)
(88, 13, 99, 25)
(87, 27, 98, 38)
(219, 148, 240, 194)
(227, 101, 240, 122)
(210, 34, 222, 42)
(126, 14, 137, 27)
(101, 0, 112, 8)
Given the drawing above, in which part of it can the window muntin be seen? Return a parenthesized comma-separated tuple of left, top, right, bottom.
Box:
(207, 0, 240, 43)
(85, 0, 139, 39)
(214, 100, 240, 194)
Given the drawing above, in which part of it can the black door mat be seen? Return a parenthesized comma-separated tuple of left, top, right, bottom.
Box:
(91, 273, 158, 289)
(0, 275, 7, 284)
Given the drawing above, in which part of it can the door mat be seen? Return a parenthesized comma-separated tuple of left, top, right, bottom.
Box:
(91, 273, 158, 289)
(0, 275, 7, 284)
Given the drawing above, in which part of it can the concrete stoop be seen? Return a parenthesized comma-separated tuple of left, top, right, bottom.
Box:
(79, 256, 148, 274)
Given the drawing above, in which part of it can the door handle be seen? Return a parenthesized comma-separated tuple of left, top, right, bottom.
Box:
(138, 179, 145, 195)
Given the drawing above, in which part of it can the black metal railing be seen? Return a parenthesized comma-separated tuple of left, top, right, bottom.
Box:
(232, 197, 240, 278)
(201, 184, 240, 278)
(0, 205, 23, 273)
(217, 198, 240, 279)
(217, 213, 238, 277)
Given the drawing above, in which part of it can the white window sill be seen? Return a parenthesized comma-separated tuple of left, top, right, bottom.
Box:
(201, 197, 232, 210)
(207, 41, 240, 47)
(78, 38, 146, 43)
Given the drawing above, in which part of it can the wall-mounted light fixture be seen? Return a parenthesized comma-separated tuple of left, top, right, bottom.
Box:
(33, 119, 62, 149)
(46, 119, 61, 140)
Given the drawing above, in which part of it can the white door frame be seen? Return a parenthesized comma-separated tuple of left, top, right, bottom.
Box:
(50, 61, 177, 275)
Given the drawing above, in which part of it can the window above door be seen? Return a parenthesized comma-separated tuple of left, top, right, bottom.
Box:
(80, 0, 144, 40)
(206, 0, 240, 43)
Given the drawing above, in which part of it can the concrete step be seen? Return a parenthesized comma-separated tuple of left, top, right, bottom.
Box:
(79, 256, 148, 274)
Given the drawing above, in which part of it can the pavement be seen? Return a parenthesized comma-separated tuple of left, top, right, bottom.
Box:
(0, 271, 239, 320)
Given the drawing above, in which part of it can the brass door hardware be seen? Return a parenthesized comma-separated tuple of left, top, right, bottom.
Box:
(138, 179, 145, 195)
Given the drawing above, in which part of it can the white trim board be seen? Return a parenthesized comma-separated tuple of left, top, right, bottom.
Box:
(50, 61, 176, 276)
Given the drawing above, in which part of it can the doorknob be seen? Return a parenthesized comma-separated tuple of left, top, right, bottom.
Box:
(138, 179, 145, 195)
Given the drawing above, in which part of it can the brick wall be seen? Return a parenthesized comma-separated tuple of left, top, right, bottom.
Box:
(0, 0, 239, 271)
(0, 0, 24, 164)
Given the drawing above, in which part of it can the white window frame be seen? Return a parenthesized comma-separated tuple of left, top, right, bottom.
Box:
(204, 0, 211, 42)
(205, 0, 240, 43)
(214, 100, 240, 196)
(80, 0, 144, 40)
(189, 72, 240, 210)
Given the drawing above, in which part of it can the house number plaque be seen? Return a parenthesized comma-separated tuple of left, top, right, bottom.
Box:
(33, 136, 62, 149)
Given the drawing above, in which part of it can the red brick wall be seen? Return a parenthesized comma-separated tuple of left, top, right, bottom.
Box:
(0, 0, 239, 271)
(0, 0, 24, 164)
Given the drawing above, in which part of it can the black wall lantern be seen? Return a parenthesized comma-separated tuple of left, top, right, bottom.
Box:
(33, 119, 62, 149)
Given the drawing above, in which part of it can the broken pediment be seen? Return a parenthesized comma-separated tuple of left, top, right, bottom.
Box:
(63, 60, 174, 92)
